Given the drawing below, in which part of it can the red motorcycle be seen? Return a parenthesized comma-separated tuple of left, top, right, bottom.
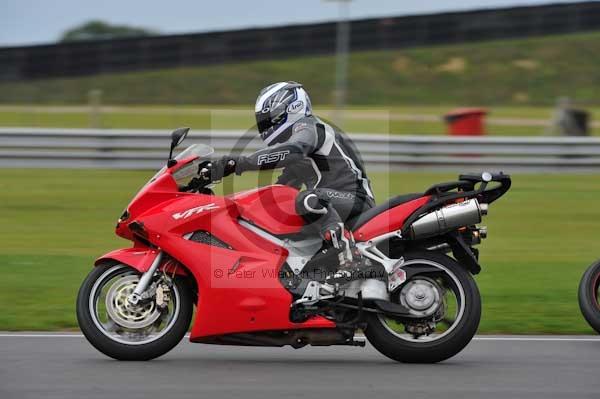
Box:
(77, 128, 511, 363)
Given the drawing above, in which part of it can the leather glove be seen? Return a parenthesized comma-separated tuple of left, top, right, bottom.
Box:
(200, 156, 239, 182)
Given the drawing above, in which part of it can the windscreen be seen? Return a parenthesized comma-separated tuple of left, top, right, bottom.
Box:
(145, 144, 215, 186)
(173, 144, 214, 161)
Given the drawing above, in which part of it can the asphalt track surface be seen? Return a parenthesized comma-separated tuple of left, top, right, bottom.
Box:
(0, 333, 598, 399)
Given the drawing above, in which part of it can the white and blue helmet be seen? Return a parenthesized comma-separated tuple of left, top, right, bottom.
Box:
(255, 81, 312, 145)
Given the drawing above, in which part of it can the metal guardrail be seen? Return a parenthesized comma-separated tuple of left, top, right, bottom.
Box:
(2, 128, 600, 173)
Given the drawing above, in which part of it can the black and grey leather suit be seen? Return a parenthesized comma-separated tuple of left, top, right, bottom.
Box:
(234, 115, 375, 236)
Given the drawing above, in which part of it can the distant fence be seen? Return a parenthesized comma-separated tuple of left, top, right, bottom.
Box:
(3, 128, 600, 173)
(1, 2, 600, 81)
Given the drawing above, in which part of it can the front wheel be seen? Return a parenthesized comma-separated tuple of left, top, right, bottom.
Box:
(364, 251, 481, 363)
(76, 263, 194, 360)
(578, 259, 600, 334)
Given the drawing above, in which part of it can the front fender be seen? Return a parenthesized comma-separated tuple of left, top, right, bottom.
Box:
(95, 247, 160, 273)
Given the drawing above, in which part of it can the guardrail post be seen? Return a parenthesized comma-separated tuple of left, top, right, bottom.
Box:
(88, 89, 103, 129)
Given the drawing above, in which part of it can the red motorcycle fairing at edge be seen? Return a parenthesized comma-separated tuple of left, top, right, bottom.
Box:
(95, 158, 428, 342)
(353, 196, 431, 241)
(232, 185, 305, 235)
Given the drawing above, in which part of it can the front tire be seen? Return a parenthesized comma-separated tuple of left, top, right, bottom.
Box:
(76, 263, 194, 361)
(578, 259, 600, 334)
(365, 251, 481, 363)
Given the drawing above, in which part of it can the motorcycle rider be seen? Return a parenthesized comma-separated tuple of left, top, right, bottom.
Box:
(208, 81, 375, 280)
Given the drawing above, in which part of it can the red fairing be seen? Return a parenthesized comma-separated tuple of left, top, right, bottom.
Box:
(354, 196, 431, 242)
(116, 172, 194, 240)
(104, 166, 333, 340)
(230, 185, 305, 235)
(133, 194, 334, 339)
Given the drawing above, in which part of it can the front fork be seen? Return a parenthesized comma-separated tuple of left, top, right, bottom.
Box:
(128, 251, 163, 305)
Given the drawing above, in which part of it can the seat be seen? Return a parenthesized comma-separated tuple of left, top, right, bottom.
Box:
(346, 193, 424, 231)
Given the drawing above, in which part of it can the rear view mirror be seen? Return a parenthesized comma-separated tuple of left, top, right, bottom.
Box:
(168, 127, 190, 166)
(171, 127, 189, 149)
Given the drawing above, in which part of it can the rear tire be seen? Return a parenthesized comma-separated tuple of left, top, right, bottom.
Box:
(364, 251, 480, 363)
(578, 260, 600, 334)
(77, 263, 194, 361)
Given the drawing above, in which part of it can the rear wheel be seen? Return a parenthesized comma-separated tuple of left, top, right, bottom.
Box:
(364, 251, 480, 363)
(578, 260, 600, 334)
(76, 263, 193, 360)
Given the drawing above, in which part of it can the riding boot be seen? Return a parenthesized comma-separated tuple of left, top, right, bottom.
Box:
(321, 224, 374, 284)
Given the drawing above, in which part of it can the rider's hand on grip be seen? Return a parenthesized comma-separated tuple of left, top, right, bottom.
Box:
(199, 157, 237, 183)
(198, 163, 212, 181)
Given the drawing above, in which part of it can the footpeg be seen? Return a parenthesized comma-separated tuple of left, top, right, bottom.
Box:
(352, 335, 366, 347)
(325, 270, 353, 285)
(293, 281, 335, 306)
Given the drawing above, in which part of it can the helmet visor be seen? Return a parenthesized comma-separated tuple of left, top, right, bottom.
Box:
(255, 111, 272, 135)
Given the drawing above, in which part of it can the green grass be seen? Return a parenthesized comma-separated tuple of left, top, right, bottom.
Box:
(2, 31, 600, 107)
(1, 104, 598, 136)
(1, 168, 599, 333)
(3, 30, 600, 135)
(0, 109, 248, 131)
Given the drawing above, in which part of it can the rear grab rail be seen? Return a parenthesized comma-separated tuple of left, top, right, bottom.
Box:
(402, 172, 511, 237)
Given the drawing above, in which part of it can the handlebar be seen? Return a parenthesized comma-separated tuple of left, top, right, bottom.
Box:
(198, 159, 236, 181)
(179, 159, 236, 193)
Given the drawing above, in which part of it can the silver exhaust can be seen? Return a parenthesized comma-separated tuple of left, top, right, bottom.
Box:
(410, 198, 483, 239)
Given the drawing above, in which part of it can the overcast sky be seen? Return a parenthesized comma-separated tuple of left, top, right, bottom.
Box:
(1, 0, 583, 46)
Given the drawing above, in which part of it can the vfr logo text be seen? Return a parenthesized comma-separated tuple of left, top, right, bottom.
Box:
(172, 203, 219, 220)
